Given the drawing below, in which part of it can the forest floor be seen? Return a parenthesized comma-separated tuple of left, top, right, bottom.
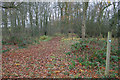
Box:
(2, 36, 119, 78)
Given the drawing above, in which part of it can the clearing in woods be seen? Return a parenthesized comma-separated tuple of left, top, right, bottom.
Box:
(2, 37, 119, 78)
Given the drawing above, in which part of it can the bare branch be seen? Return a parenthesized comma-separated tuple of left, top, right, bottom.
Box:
(0, 2, 23, 9)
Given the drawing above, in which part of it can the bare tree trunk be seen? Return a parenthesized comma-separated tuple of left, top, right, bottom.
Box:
(58, 2, 64, 34)
(60, 7, 64, 34)
(35, 3, 39, 36)
(22, 13, 25, 28)
(29, 3, 33, 36)
(17, 14, 20, 27)
(4, 9, 8, 30)
(3, 8, 9, 39)
(14, 12, 16, 28)
(82, 2, 88, 39)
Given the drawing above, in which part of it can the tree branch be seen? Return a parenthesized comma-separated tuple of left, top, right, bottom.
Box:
(0, 2, 23, 9)
(102, 4, 112, 12)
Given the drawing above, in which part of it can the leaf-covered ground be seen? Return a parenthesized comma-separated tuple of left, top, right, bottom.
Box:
(2, 37, 119, 78)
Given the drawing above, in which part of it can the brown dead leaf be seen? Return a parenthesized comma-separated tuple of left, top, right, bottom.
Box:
(15, 63, 20, 66)
(54, 70, 61, 73)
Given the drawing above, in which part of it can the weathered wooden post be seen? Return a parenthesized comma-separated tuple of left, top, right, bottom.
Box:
(117, 1, 120, 78)
(105, 32, 112, 76)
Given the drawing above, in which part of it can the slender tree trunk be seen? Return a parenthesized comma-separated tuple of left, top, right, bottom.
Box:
(40, 19, 42, 29)
(3, 9, 9, 38)
(22, 14, 25, 28)
(43, 11, 46, 35)
(22, 12, 25, 34)
(35, 3, 38, 28)
(44, 16, 48, 35)
(29, 3, 33, 36)
(35, 3, 39, 36)
(17, 14, 20, 27)
(10, 9, 14, 33)
(82, 2, 88, 39)
(4, 9, 8, 30)
(60, 7, 64, 34)
(14, 11, 16, 28)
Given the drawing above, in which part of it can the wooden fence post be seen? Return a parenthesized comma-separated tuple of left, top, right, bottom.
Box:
(105, 31, 112, 77)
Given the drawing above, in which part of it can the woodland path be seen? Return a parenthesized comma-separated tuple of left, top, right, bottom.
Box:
(2, 37, 107, 78)
(2, 37, 71, 78)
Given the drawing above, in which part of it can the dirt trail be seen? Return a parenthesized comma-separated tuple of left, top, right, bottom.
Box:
(2, 37, 67, 78)
(3, 37, 118, 78)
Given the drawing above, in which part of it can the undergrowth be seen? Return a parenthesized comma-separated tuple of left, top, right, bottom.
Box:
(64, 38, 119, 78)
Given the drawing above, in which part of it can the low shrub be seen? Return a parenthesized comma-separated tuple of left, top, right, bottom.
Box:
(2, 48, 11, 53)
(64, 38, 118, 77)
(39, 35, 52, 41)
(54, 33, 65, 36)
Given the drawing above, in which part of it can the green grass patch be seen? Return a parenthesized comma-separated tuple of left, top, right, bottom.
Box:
(50, 56, 56, 58)
(39, 35, 52, 41)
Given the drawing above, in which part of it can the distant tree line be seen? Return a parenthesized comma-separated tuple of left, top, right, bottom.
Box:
(1, 2, 118, 43)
